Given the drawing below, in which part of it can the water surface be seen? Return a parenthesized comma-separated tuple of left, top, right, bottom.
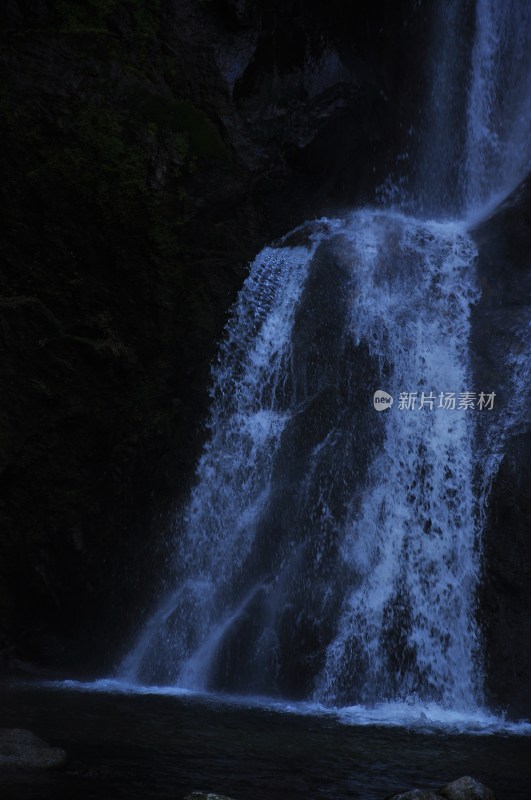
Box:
(1, 682, 530, 800)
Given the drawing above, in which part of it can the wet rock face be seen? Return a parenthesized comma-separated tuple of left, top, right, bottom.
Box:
(478, 429, 531, 717)
(0, 1, 423, 670)
(471, 176, 531, 718)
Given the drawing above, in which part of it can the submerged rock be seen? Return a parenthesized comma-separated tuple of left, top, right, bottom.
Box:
(184, 793, 236, 800)
(0, 728, 66, 770)
(385, 790, 442, 800)
(439, 776, 495, 800)
(385, 777, 495, 800)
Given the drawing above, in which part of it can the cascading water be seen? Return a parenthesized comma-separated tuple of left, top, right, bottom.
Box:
(314, 214, 481, 710)
(464, 0, 531, 215)
(119, 0, 531, 718)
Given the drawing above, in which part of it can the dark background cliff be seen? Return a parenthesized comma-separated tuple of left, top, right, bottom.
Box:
(0, 0, 424, 672)
(471, 176, 531, 719)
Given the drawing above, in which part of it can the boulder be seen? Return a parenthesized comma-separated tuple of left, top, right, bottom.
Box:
(0, 728, 66, 770)
(385, 777, 495, 800)
(438, 776, 495, 800)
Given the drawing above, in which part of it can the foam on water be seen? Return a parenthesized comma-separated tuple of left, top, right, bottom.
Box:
(41, 679, 531, 737)
(337, 700, 531, 736)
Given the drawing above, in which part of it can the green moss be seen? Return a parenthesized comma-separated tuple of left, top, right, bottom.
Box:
(128, 1, 161, 40)
(188, 291, 217, 334)
(26, 106, 153, 224)
(54, 0, 117, 32)
(0, 86, 12, 123)
(130, 91, 231, 164)
(2, 16, 233, 301)
(75, 107, 123, 160)
(149, 221, 185, 261)
(53, 0, 161, 39)
(5, 98, 194, 266)
(174, 133, 189, 162)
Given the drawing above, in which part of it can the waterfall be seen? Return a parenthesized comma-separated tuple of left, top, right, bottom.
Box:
(119, 1, 531, 713)
(464, 0, 531, 215)
(314, 214, 481, 709)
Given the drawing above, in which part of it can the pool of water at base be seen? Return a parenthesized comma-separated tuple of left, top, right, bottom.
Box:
(0, 682, 530, 800)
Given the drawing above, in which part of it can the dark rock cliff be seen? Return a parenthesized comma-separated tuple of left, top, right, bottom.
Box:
(0, 0, 423, 672)
(471, 176, 531, 719)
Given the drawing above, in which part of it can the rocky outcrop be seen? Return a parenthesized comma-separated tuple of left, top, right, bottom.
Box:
(471, 175, 531, 718)
(0, 1, 423, 670)
(438, 777, 495, 800)
(386, 777, 495, 800)
(0, 728, 66, 770)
